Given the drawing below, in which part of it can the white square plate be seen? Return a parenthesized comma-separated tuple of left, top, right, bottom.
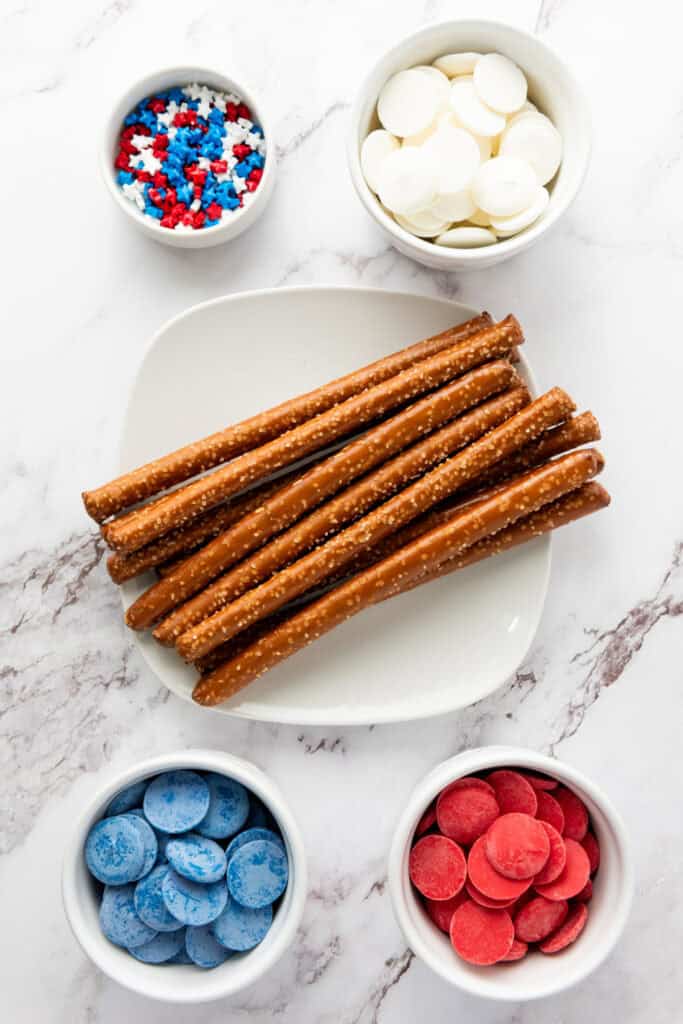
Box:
(121, 287, 550, 724)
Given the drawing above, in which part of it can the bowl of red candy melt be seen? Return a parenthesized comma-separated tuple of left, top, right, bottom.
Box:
(388, 747, 633, 1000)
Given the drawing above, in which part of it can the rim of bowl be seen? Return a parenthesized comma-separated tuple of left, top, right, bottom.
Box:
(100, 64, 275, 242)
(387, 745, 634, 1001)
(61, 748, 307, 1003)
(347, 19, 592, 264)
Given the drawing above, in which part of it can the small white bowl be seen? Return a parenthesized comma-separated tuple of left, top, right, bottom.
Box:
(348, 20, 591, 271)
(388, 746, 633, 1001)
(62, 749, 306, 1003)
(101, 66, 276, 249)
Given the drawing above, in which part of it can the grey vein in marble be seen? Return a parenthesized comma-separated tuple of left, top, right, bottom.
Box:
(551, 541, 683, 751)
(76, 0, 132, 50)
(0, 531, 140, 853)
(278, 101, 349, 161)
(347, 949, 414, 1024)
(297, 734, 346, 754)
(535, 0, 567, 32)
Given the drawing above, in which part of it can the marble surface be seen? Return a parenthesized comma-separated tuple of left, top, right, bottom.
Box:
(1, 0, 682, 1019)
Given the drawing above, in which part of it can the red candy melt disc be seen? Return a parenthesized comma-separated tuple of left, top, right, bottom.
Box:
(449, 900, 514, 965)
(533, 821, 567, 885)
(539, 902, 589, 953)
(581, 831, 600, 874)
(409, 834, 467, 901)
(416, 800, 437, 837)
(514, 895, 568, 943)
(485, 813, 550, 880)
(424, 891, 467, 933)
(535, 838, 590, 901)
(500, 938, 528, 962)
(535, 790, 565, 834)
(468, 835, 532, 900)
(554, 786, 589, 841)
(522, 772, 558, 792)
(436, 778, 500, 845)
(575, 879, 593, 902)
(488, 769, 538, 816)
(465, 879, 518, 909)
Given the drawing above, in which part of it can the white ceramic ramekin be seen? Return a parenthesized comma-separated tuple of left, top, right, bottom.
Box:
(348, 20, 591, 271)
(388, 746, 633, 1001)
(101, 66, 276, 249)
(62, 749, 306, 1003)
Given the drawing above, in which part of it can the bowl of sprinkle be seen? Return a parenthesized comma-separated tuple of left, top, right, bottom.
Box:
(101, 66, 276, 248)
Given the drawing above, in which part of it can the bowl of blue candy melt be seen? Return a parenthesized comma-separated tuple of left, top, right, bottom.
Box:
(62, 749, 306, 1003)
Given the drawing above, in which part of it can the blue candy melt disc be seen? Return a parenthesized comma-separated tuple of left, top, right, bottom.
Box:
(134, 865, 185, 932)
(226, 827, 285, 864)
(143, 770, 210, 833)
(122, 813, 158, 879)
(227, 840, 289, 909)
(161, 868, 227, 926)
(211, 894, 272, 952)
(85, 816, 145, 885)
(128, 928, 186, 964)
(167, 947, 193, 964)
(185, 924, 233, 968)
(196, 773, 249, 839)
(166, 833, 227, 884)
(100, 884, 158, 949)
(105, 779, 148, 817)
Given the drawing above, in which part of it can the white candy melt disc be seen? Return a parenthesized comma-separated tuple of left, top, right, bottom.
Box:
(472, 155, 537, 217)
(508, 100, 538, 126)
(440, 111, 492, 162)
(414, 65, 451, 110)
(425, 122, 481, 194)
(449, 78, 506, 138)
(431, 189, 476, 222)
(433, 52, 482, 77)
(377, 68, 445, 137)
(360, 130, 400, 193)
(506, 109, 553, 134)
(376, 146, 439, 215)
(402, 122, 438, 147)
(489, 185, 549, 235)
(468, 207, 493, 227)
(435, 226, 497, 248)
(499, 112, 563, 185)
(394, 210, 451, 237)
(473, 53, 527, 114)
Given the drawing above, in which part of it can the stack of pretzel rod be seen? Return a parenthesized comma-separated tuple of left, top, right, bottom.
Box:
(82, 312, 609, 707)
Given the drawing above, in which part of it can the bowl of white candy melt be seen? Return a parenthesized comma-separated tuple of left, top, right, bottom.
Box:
(348, 21, 591, 270)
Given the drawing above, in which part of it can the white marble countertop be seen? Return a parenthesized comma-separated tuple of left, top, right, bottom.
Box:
(2, 0, 682, 1020)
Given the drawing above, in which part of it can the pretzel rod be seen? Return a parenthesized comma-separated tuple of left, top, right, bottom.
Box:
(193, 482, 610, 676)
(462, 411, 601, 496)
(83, 312, 494, 523)
(156, 552, 193, 577)
(176, 387, 575, 661)
(155, 409, 597, 588)
(105, 462, 313, 584)
(104, 413, 393, 550)
(401, 481, 610, 593)
(140, 365, 524, 636)
(192, 450, 603, 705)
(153, 383, 528, 643)
(102, 317, 522, 554)
(315, 411, 601, 586)
(143, 424, 394, 576)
